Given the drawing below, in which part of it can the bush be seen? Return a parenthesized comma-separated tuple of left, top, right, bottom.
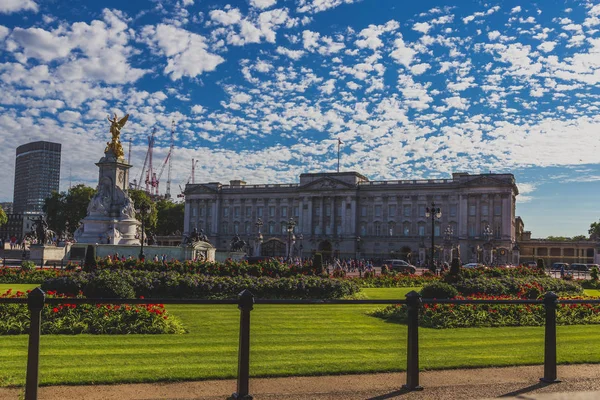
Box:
(83, 245, 97, 271)
(0, 289, 184, 335)
(82, 270, 136, 299)
(370, 293, 600, 329)
(42, 270, 360, 300)
(20, 261, 36, 273)
(453, 276, 582, 297)
(537, 258, 545, 270)
(348, 274, 439, 288)
(313, 253, 323, 275)
(449, 258, 461, 276)
(420, 281, 458, 299)
(591, 266, 599, 281)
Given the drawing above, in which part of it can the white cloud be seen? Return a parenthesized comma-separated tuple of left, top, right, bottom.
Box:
(537, 41, 556, 52)
(488, 31, 501, 41)
(209, 8, 243, 26)
(0, 25, 10, 41)
(276, 46, 305, 60)
(0, 0, 38, 14)
(444, 96, 469, 110)
(141, 24, 225, 80)
(511, 6, 522, 14)
(297, 0, 356, 14)
(410, 63, 430, 75)
(390, 36, 415, 67)
(251, 0, 277, 9)
(191, 105, 205, 114)
(412, 22, 431, 34)
(355, 20, 399, 50)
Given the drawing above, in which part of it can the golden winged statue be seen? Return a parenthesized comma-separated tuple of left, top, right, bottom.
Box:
(105, 113, 129, 160)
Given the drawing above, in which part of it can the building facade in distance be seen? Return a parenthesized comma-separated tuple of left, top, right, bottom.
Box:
(13, 141, 61, 214)
(184, 171, 519, 265)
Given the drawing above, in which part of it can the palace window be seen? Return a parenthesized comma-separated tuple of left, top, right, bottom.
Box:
(246, 206, 252, 218)
(223, 207, 229, 217)
(469, 205, 476, 216)
(404, 223, 410, 236)
(374, 205, 382, 217)
(269, 206, 275, 217)
(257, 207, 263, 217)
(222, 222, 228, 234)
(234, 207, 240, 218)
(269, 222, 275, 234)
(233, 222, 239, 234)
(281, 207, 287, 217)
(449, 204, 457, 217)
(360, 224, 367, 236)
(374, 222, 382, 236)
(418, 205, 425, 217)
(403, 205, 411, 217)
(481, 204, 488, 216)
(245, 222, 251, 234)
(388, 204, 396, 217)
(418, 224, 425, 236)
(494, 204, 502, 216)
(361, 206, 367, 217)
(325, 205, 331, 217)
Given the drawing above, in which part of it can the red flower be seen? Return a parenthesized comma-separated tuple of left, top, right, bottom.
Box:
(52, 307, 59, 313)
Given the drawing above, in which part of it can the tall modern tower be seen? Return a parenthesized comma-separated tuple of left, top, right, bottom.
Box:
(13, 141, 61, 214)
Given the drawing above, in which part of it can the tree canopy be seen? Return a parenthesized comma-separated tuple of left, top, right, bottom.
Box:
(128, 189, 158, 234)
(43, 185, 96, 235)
(155, 199, 184, 235)
(0, 205, 7, 227)
(589, 221, 600, 239)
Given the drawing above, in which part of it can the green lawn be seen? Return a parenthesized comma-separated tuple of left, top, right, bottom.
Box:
(0, 286, 599, 387)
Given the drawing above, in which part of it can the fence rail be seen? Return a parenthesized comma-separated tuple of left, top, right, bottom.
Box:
(4, 289, 600, 399)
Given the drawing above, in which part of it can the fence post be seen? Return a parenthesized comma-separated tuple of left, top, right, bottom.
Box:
(540, 291, 560, 383)
(402, 290, 423, 391)
(231, 289, 255, 400)
(25, 287, 46, 400)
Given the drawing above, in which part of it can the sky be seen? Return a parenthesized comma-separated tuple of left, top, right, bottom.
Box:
(0, 0, 599, 238)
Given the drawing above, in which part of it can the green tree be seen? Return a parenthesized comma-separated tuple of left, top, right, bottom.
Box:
(0, 205, 7, 226)
(43, 185, 96, 235)
(589, 221, 600, 239)
(155, 199, 184, 235)
(128, 189, 157, 234)
(571, 235, 587, 241)
(545, 236, 570, 241)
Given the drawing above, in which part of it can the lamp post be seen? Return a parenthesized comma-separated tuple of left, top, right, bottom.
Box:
(425, 203, 442, 272)
(356, 236, 361, 259)
(138, 203, 149, 261)
(483, 224, 493, 265)
(286, 218, 296, 261)
(298, 233, 304, 259)
(443, 225, 454, 263)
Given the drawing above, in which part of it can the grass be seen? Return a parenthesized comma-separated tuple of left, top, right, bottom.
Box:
(0, 286, 599, 387)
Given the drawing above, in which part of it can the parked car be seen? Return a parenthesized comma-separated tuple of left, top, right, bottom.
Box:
(524, 261, 538, 268)
(570, 263, 589, 271)
(382, 259, 417, 274)
(462, 263, 485, 269)
(551, 262, 569, 271)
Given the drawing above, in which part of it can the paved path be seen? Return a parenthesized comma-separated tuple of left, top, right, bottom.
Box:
(1, 364, 600, 399)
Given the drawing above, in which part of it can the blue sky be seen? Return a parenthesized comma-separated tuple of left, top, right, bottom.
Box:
(0, 0, 599, 238)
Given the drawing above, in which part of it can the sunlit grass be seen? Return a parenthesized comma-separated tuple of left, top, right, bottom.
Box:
(0, 286, 599, 387)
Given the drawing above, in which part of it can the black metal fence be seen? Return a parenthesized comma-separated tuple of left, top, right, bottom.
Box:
(3, 289, 600, 400)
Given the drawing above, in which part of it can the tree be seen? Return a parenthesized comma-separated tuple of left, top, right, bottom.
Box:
(545, 236, 570, 241)
(0, 205, 7, 227)
(589, 221, 600, 239)
(128, 189, 157, 234)
(43, 185, 96, 236)
(571, 235, 587, 241)
(155, 199, 184, 235)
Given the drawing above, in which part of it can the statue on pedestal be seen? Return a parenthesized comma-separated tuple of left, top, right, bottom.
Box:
(105, 113, 129, 160)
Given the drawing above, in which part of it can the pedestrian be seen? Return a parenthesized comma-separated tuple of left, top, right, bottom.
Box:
(560, 265, 565, 279)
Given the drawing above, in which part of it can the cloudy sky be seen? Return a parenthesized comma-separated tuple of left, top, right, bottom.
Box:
(0, 0, 599, 238)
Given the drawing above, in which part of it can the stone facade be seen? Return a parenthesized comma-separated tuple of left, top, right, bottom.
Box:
(183, 171, 519, 265)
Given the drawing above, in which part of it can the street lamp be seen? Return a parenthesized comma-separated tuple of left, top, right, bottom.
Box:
(425, 202, 442, 272)
(255, 218, 263, 256)
(138, 203, 150, 261)
(286, 218, 296, 261)
(483, 224, 493, 265)
(356, 236, 361, 259)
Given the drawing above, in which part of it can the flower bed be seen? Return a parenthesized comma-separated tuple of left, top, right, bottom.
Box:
(0, 289, 185, 335)
(369, 294, 600, 329)
(347, 274, 440, 288)
(85, 258, 322, 278)
(0, 267, 72, 284)
(452, 276, 583, 297)
(41, 270, 360, 299)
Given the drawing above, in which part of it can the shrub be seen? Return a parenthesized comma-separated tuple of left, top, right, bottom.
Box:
(20, 261, 36, 273)
(313, 253, 323, 275)
(42, 270, 360, 300)
(420, 281, 458, 299)
(332, 269, 347, 278)
(381, 265, 389, 275)
(82, 270, 136, 299)
(449, 258, 461, 276)
(591, 266, 599, 281)
(0, 289, 184, 335)
(0, 268, 71, 284)
(369, 293, 600, 329)
(84, 245, 97, 271)
(537, 258, 545, 270)
(348, 274, 439, 288)
(363, 270, 376, 279)
(453, 276, 582, 297)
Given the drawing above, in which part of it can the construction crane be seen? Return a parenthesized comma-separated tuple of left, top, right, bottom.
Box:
(156, 120, 175, 198)
(137, 128, 156, 192)
(177, 158, 198, 198)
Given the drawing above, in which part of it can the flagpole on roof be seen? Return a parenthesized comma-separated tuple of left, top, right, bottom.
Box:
(337, 138, 342, 173)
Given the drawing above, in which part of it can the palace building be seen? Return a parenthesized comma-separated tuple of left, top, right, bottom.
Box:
(183, 171, 520, 265)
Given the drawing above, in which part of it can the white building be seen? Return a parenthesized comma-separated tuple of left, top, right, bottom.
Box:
(183, 171, 519, 264)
